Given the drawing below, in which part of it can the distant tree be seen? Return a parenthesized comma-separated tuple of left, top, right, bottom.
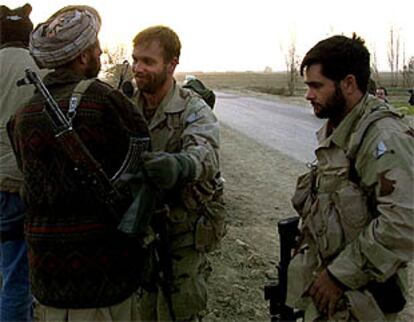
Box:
(263, 66, 273, 73)
(101, 44, 132, 87)
(281, 34, 300, 96)
(370, 47, 380, 85)
(102, 44, 128, 66)
(402, 56, 414, 88)
(387, 26, 402, 86)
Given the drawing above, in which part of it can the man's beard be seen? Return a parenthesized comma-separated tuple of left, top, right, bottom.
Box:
(313, 83, 346, 121)
(85, 56, 101, 78)
(136, 65, 168, 94)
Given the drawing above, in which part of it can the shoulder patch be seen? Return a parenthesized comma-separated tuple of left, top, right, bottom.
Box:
(374, 141, 388, 159)
(186, 112, 204, 125)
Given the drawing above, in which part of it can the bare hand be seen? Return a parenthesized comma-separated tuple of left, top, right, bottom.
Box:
(308, 269, 344, 318)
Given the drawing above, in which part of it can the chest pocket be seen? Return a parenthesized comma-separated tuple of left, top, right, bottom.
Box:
(291, 163, 317, 220)
(163, 112, 183, 153)
(299, 158, 372, 262)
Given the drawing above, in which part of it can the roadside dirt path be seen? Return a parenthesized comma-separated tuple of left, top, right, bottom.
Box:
(204, 124, 305, 321)
(204, 123, 414, 322)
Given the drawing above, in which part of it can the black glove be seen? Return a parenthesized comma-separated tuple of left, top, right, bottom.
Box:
(143, 152, 196, 189)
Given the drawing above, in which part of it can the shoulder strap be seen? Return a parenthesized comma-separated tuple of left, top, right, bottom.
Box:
(345, 107, 402, 211)
(67, 78, 95, 124)
(346, 107, 402, 162)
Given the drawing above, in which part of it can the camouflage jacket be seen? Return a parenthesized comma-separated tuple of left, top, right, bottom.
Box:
(136, 82, 221, 250)
(288, 94, 414, 318)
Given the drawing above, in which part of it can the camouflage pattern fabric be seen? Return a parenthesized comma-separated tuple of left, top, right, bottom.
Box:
(135, 82, 220, 321)
(137, 246, 210, 321)
(288, 94, 414, 320)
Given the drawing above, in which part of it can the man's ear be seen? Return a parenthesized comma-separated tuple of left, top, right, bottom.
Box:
(78, 50, 89, 66)
(341, 74, 358, 95)
(167, 57, 179, 74)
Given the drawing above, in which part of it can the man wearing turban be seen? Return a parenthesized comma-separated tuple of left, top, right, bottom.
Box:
(7, 6, 150, 322)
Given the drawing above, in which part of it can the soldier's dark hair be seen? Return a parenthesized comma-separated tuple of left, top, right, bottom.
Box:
(300, 33, 370, 93)
(132, 25, 181, 63)
(377, 86, 388, 96)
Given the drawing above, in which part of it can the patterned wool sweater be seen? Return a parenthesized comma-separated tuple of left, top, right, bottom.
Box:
(7, 69, 150, 308)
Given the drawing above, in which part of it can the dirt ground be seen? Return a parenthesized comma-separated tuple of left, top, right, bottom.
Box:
(204, 123, 414, 322)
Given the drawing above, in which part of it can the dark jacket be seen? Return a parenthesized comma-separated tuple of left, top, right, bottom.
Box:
(7, 68, 149, 308)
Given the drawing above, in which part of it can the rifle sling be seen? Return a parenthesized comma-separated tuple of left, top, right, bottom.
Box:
(67, 79, 95, 124)
(44, 79, 122, 221)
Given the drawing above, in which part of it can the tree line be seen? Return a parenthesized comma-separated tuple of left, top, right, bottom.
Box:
(283, 26, 413, 96)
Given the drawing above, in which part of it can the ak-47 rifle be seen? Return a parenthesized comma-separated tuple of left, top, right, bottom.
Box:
(17, 68, 150, 226)
(152, 205, 177, 321)
(18, 69, 178, 319)
(264, 216, 304, 322)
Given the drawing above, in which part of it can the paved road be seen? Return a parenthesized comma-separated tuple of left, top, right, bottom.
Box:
(214, 91, 324, 163)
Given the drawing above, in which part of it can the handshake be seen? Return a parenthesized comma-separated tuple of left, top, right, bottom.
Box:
(117, 151, 196, 235)
(141, 152, 196, 189)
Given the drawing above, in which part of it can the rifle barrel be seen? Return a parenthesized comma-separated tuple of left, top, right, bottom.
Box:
(22, 68, 71, 128)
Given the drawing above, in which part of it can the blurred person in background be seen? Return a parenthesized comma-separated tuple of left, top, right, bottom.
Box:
(375, 86, 388, 103)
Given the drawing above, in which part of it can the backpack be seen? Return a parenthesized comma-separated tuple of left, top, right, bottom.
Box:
(182, 76, 216, 109)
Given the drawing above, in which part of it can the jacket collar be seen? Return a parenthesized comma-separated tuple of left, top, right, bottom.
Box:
(137, 80, 187, 130)
(316, 94, 369, 150)
(43, 68, 87, 87)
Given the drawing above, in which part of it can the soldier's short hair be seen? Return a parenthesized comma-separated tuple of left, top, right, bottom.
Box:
(133, 25, 181, 63)
(300, 33, 370, 93)
(377, 86, 388, 96)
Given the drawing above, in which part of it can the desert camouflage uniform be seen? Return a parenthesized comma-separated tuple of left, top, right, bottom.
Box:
(287, 94, 414, 321)
(135, 82, 222, 321)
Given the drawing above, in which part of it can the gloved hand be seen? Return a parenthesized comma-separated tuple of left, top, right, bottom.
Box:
(142, 152, 196, 189)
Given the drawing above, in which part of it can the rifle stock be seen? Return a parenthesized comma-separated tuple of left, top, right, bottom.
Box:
(264, 216, 303, 322)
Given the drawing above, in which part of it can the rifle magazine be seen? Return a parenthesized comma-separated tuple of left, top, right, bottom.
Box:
(112, 136, 150, 183)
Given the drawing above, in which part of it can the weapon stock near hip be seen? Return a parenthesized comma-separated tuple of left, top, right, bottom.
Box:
(264, 216, 304, 322)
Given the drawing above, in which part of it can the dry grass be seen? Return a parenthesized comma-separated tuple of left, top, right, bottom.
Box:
(176, 71, 414, 114)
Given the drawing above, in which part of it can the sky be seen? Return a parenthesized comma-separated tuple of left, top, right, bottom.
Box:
(4, 0, 414, 73)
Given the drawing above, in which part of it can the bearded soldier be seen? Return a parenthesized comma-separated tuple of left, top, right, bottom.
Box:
(130, 25, 225, 321)
(287, 34, 414, 321)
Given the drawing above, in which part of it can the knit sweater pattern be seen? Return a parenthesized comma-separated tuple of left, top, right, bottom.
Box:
(7, 69, 149, 308)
